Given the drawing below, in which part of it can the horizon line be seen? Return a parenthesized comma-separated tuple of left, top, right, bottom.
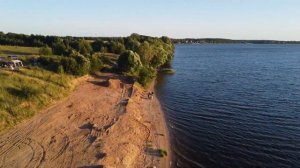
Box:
(1, 31, 300, 42)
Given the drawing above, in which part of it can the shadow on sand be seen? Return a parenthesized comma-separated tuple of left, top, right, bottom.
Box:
(92, 73, 134, 84)
(78, 165, 103, 168)
(88, 73, 134, 87)
(144, 147, 163, 157)
(87, 80, 109, 87)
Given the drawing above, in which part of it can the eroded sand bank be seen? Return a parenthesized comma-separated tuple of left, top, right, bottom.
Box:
(0, 73, 170, 168)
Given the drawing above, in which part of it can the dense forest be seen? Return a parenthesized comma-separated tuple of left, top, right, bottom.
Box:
(0, 32, 174, 86)
(172, 38, 300, 44)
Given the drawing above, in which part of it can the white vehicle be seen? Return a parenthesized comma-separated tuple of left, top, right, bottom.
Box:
(7, 60, 24, 70)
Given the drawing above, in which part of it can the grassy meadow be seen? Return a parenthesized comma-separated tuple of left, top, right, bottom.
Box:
(0, 67, 74, 132)
(0, 45, 39, 56)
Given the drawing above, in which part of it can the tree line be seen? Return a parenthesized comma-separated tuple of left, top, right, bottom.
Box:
(172, 38, 300, 44)
(0, 32, 174, 86)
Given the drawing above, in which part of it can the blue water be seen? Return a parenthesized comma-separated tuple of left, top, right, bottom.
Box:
(156, 44, 300, 168)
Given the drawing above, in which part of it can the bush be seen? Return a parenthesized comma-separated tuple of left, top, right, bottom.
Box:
(38, 55, 91, 76)
(52, 41, 67, 55)
(109, 41, 126, 54)
(158, 149, 168, 157)
(117, 50, 142, 74)
(61, 57, 77, 74)
(137, 67, 156, 87)
(100, 55, 114, 65)
(90, 55, 103, 74)
(20, 85, 41, 99)
(19, 56, 38, 66)
(8, 85, 41, 100)
(57, 65, 64, 74)
(38, 56, 62, 71)
(160, 68, 175, 74)
(73, 55, 90, 76)
(39, 45, 53, 55)
(78, 39, 93, 55)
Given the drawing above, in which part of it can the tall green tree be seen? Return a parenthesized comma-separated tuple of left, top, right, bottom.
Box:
(90, 55, 103, 74)
(150, 46, 168, 68)
(52, 41, 67, 55)
(78, 39, 93, 55)
(117, 50, 142, 76)
(92, 40, 104, 52)
(74, 55, 91, 75)
(125, 37, 140, 52)
(109, 41, 125, 54)
(137, 41, 153, 65)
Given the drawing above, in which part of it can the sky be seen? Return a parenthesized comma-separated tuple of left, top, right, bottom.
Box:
(0, 0, 300, 40)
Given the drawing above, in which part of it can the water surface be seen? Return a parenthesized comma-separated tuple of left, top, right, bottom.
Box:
(156, 44, 300, 168)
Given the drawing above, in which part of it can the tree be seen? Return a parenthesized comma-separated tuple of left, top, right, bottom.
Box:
(129, 33, 141, 41)
(117, 50, 142, 76)
(78, 39, 93, 55)
(137, 66, 156, 87)
(52, 41, 67, 55)
(125, 37, 140, 52)
(61, 57, 77, 74)
(90, 55, 103, 74)
(161, 36, 172, 44)
(109, 41, 125, 54)
(92, 40, 104, 52)
(39, 45, 52, 55)
(150, 46, 168, 68)
(0, 32, 176, 86)
(74, 54, 91, 76)
(137, 41, 153, 65)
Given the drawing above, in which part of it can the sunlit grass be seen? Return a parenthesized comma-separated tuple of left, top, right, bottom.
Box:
(0, 45, 40, 56)
(0, 67, 74, 132)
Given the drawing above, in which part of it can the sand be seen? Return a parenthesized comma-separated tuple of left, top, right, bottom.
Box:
(0, 73, 171, 168)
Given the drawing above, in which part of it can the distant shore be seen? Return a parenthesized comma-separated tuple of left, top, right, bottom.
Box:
(172, 38, 300, 44)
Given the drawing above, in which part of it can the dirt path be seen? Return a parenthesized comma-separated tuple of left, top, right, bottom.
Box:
(0, 74, 170, 168)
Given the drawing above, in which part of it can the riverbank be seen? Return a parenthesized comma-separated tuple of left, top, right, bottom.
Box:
(0, 73, 170, 168)
(141, 80, 172, 168)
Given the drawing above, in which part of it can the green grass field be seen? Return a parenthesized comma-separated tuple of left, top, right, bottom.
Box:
(0, 67, 74, 132)
(0, 45, 40, 56)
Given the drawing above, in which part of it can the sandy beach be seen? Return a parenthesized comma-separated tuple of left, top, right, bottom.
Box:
(0, 73, 170, 168)
(139, 81, 172, 168)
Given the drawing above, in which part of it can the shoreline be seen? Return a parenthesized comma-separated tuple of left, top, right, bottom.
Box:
(129, 79, 172, 167)
(148, 79, 172, 167)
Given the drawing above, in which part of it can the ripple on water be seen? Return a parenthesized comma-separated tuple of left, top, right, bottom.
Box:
(156, 44, 300, 168)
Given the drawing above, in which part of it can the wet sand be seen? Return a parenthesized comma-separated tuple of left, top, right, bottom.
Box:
(0, 73, 171, 168)
(138, 81, 171, 168)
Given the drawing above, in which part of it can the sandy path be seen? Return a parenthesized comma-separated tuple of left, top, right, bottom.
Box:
(0, 74, 170, 168)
